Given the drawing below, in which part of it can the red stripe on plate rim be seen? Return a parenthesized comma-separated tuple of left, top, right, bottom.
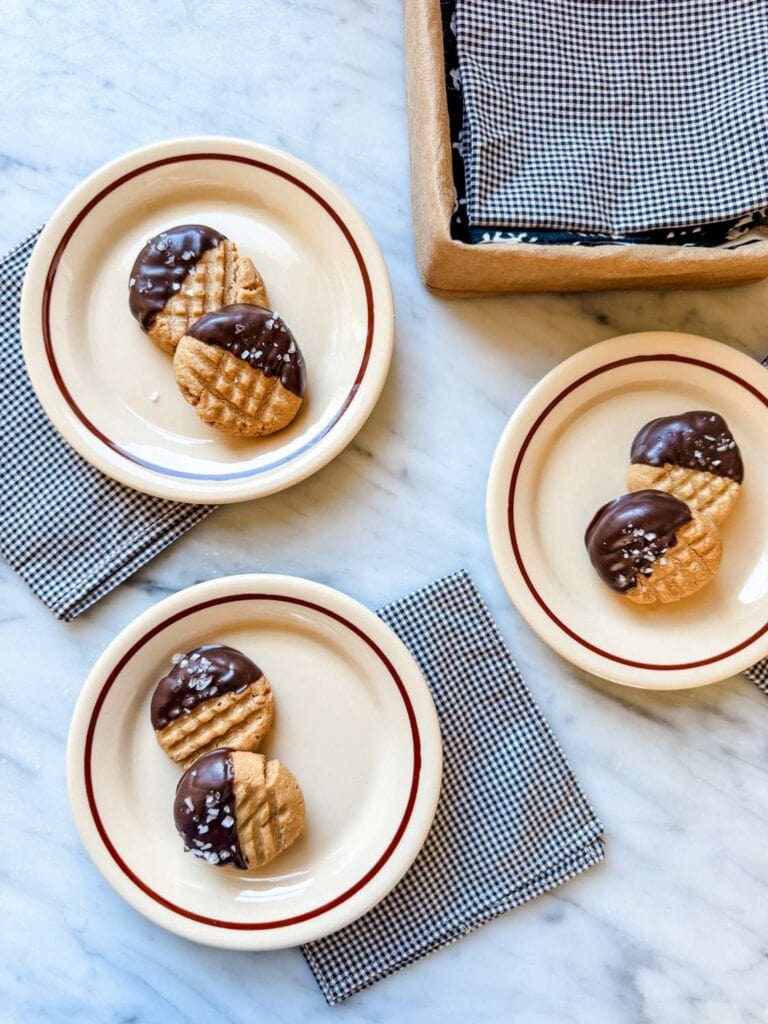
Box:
(83, 592, 422, 929)
(507, 353, 768, 671)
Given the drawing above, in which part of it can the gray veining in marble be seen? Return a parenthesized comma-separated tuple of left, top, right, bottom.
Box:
(0, 1, 766, 1021)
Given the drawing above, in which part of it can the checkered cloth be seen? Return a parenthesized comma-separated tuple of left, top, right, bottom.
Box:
(745, 660, 768, 694)
(456, 0, 768, 236)
(302, 571, 605, 1004)
(0, 231, 214, 620)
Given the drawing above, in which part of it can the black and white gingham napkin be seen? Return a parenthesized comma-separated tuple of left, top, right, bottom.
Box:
(0, 231, 214, 620)
(302, 571, 605, 1004)
(454, 0, 768, 241)
(745, 661, 768, 694)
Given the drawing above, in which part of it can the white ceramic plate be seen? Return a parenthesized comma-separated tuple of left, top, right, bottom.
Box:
(21, 137, 393, 504)
(67, 574, 442, 949)
(487, 332, 768, 690)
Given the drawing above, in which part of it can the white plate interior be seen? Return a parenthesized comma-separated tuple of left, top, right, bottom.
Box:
(92, 596, 417, 931)
(51, 158, 368, 478)
(490, 334, 768, 687)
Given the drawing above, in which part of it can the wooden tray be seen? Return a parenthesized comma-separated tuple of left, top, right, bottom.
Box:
(404, 0, 768, 296)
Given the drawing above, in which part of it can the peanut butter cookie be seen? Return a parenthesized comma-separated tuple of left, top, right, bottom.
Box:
(585, 490, 722, 605)
(627, 411, 743, 525)
(129, 225, 267, 354)
(150, 644, 274, 768)
(173, 303, 306, 437)
(174, 748, 305, 869)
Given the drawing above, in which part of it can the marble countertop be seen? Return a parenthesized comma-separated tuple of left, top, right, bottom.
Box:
(2, 2, 767, 1021)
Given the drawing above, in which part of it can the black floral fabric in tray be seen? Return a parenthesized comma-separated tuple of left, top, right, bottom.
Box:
(440, 0, 768, 248)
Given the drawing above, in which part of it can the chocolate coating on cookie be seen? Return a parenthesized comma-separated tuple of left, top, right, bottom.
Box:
(585, 490, 692, 593)
(150, 644, 261, 731)
(174, 749, 246, 869)
(187, 303, 306, 397)
(129, 224, 224, 331)
(630, 411, 743, 482)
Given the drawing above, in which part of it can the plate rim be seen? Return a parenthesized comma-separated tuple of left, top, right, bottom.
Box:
(66, 573, 443, 950)
(486, 330, 768, 690)
(21, 136, 394, 504)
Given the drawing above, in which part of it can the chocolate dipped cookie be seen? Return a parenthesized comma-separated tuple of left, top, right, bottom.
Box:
(585, 490, 722, 605)
(173, 303, 306, 437)
(174, 748, 305, 869)
(129, 225, 268, 354)
(150, 644, 274, 768)
(627, 411, 743, 525)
